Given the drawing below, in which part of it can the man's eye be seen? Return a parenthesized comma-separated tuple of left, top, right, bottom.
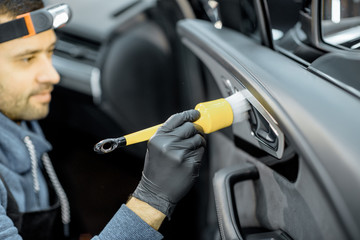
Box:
(21, 56, 35, 63)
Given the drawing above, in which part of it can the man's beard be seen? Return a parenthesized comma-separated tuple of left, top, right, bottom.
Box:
(0, 84, 53, 121)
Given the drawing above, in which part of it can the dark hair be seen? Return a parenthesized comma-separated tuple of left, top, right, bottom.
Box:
(0, 0, 44, 18)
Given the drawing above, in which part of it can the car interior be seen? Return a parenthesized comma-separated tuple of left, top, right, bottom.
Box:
(41, 0, 360, 239)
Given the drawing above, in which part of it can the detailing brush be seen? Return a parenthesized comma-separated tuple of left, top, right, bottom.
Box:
(94, 90, 250, 154)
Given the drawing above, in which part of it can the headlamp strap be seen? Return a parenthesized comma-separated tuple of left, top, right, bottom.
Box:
(0, 4, 70, 44)
(0, 18, 29, 43)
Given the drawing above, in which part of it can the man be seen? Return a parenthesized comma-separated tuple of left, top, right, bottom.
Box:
(0, 0, 205, 239)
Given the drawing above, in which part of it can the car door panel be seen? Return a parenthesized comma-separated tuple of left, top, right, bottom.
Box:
(35, 0, 360, 238)
(177, 19, 360, 239)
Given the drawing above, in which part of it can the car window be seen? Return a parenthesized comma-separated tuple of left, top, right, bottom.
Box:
(199, 0, 262, 44)
(322, 0, 360, 49)
(267, 0, 303, 41)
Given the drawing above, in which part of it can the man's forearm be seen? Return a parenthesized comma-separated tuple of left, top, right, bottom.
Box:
(126, 197, 166, 230)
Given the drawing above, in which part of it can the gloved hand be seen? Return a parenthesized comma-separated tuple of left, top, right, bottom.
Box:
(132, 109, 206, 218)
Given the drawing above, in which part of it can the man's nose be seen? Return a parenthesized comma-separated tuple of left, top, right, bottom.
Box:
(36, 56, 60, 84)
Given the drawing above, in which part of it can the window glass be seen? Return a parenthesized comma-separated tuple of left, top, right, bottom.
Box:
(218, 0, 262, 43)
(322, 0, 360, 49)
(266, 0, 303, 42)
(266, 0, 325, 63)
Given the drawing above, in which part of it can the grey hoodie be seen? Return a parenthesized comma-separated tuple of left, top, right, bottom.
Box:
(0, 112, 51, 213)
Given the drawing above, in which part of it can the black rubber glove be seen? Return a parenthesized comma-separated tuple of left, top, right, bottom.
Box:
(132, 109, 206, 218)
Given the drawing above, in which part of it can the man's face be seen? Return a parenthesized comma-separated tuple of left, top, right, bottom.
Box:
(0, 15, 60, 121)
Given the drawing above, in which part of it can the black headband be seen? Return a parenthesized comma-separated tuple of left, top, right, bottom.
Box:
(0, 3, 71, 43)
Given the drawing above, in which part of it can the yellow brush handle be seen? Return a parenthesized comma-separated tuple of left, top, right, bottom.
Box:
(123, 98, 234, 146)
(124, 124, 163, 146)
